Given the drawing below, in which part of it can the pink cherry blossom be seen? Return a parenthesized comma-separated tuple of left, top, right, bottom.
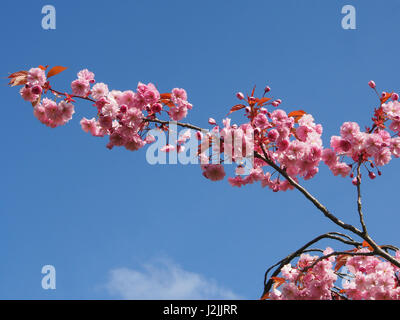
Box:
(71, 79, 90, 97)
(201, 164, 226, 181)
(27, 68, 46, 86)
(91, 83, 109, 100)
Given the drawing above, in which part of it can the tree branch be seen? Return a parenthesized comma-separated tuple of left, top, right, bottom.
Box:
(261, 231, 361, 297)
(356, 161, 367, 234)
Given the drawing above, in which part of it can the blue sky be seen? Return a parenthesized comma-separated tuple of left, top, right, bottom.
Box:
(1, 0, 400, 299)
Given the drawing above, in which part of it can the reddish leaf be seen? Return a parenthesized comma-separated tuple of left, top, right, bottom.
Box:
(288, 110, 307, 123)
(160, 93, 171, 99)
(47, 66, 68, 78)
(227, 104, 246, 115)
(380, 92, 393, 104)
(160, 99, 175, 107)
(271, 276, 286, 289)
(362, 240, 374, 251)
(260, 292, 270, 300)
(8, 70, 27, 79)
(8, 70, 28, 87)
(251, 85, 256, 97)
(38, 65, 49, 71)
(256, 97, 272, 106)
(334, 254, 350, 272)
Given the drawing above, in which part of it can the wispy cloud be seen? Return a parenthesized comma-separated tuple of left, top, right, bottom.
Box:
(106, 259, 242, 300)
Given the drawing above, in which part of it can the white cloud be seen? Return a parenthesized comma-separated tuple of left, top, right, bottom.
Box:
(106, 259, 242, 300)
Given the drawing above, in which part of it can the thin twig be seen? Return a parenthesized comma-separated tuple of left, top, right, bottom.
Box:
(356, 161, 367, 234)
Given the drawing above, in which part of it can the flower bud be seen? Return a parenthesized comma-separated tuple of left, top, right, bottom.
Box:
(368, 80, 376, 89)
(267, 129, 279, 142)
(264, 86, 271, 93)
(151, 103, 162, 113)
(208, 118, 217, 125)
(236, 92, 244, 100)
(369, 171, 376, 179)
(31, 85, 42, 95)
(392, 93, 399, 101)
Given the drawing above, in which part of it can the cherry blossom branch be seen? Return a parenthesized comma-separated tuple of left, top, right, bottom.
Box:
(141, 118, 400, 278)
(254, 149, 400, 273)
(48, 87, 96, 103)
(356, 160, 367, 234)
(255, 148, 364, 236)
(261, 231, 361, 297)
(300, 251, 376, 274)
(10, 67, 400, 299)
(144, 117, 204, 132)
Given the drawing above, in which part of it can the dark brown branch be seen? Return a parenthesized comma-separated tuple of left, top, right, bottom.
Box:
(144, 117, 204, 132)
(261, 232, 360, 297)
(300, 251, 375, 274)
(255, 149, 364, 237)
(356, 161, 367, 234)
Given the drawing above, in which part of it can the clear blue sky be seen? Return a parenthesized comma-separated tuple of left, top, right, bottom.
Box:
(1, 0, 400, 299)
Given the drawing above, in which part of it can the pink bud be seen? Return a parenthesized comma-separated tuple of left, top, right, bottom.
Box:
(368, 171, 376, 179)
(271, 101, 279, 107)
(382, 91, 387, 98)
(119, 105, 127, 113)
(352, 178, 358, 186)
(151, 103, 163, 113)
(260, 107, 268, 114)
(245, 106, 251, 113)
(248, 97, 256, 104)
(31, 85, 42, 95)
(208, 118, 217, 125)
(236, 92, 244, 100)
(277, 139, 289, 151)
(267, 129, 279, 142)
(392, 93, 399, 101)
(264, 86, 271, 93)
(368, 80, 376, 89)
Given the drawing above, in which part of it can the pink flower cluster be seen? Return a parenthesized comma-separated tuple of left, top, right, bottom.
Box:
(269, 248, 400, 300)
(324, 115, 400, 181)
(71, 69, 95, 97)
(33, 98, 75, 128)
(19, 67, 47, 103)
(18, 67, 76, 128)
(199, 104, 324, 192)
(75, 69, 192, 151)
(14, 67, 193, 151)
(342, 249, 400, 299)
(270, 248, 338, 300)
(15, 68, 400, 190)
(168, 88, 193, 121)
